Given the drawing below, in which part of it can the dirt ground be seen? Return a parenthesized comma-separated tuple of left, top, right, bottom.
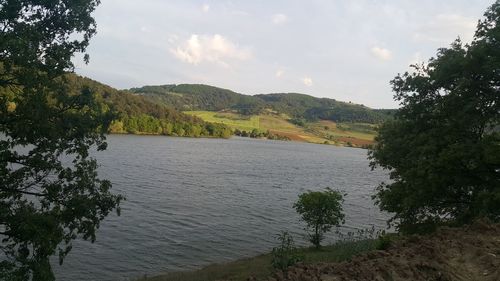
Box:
(268, 221, 500, 281)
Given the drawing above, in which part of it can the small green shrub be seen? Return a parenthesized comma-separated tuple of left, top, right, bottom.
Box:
(271, 231, 303, 272)
(375, 234, 392, 250)
(289, 118, 306, 127)
(335, 226, 392, 254)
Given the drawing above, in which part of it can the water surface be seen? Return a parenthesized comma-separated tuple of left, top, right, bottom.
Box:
(53, 135, 389, 281)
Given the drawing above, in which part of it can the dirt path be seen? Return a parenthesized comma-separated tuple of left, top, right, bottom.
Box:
(269, 221, 500, 281)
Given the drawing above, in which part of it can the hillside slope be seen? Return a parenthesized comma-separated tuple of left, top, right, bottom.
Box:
(129, 84, 395, 123)
(130, 84, 263, 114)
(63, 75, 232, 138)
(184, 111, 376, 147)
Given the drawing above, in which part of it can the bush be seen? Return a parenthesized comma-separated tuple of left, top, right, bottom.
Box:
(375, 234, 392, 250)
(294, 188, 345, 248)
(289, 118, 306, 127)
(271, 232, 303, 272)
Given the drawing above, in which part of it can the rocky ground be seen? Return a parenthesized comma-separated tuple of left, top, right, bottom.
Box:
(262, 221, 500, 281)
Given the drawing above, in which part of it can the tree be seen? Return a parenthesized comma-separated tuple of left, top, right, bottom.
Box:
(0, 1, 123, 280)
(293, 188, 345, 248)
(369, 1, 500, 233)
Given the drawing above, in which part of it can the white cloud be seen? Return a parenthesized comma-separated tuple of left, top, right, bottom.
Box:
(170, 34, 252, 66)
(275, 69, 284, 78)
(302, 77, 313, 86)
(202, 4, 210, 13)
(413, 14, 477, 43)
(371, 46, 392, 61)
(272, 13, 288, 25)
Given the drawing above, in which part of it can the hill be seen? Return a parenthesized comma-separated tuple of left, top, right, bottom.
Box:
(183, 111, 376, 147)
(61, 76, 232, 138)
(130, 84, 395, 147)
(2, 75, 385, 146)
(129, 84, 395, 123)
(129, 84, 263, 115)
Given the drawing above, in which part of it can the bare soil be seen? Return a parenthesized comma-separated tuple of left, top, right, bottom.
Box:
(267, 221, 500, 281)
(336, 137, 373, 147)
(267, 130, 308, 142)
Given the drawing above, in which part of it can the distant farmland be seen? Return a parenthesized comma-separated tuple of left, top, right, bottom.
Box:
(184, 111, 376, 147)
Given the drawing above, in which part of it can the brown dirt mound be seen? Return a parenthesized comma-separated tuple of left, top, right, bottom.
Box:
(270, 222, 500, 281)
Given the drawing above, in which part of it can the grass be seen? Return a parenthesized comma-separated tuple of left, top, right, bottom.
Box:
(184, 110, 377, 147)
(184, 111, 260, 131)
(139, 239, 377, 281)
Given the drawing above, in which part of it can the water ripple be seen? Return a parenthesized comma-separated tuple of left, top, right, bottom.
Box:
(53, 136, 390, 281)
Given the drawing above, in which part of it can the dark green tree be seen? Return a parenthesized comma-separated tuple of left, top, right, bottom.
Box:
(369, 1, 500, 233)
(0, 1, 123, 280)
(293, 188, 345, 248)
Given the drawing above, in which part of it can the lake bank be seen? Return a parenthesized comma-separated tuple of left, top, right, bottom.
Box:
(138, 238, 379, 281)
(108, 132, 371, 149)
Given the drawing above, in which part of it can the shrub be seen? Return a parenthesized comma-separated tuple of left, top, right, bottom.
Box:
(375, 234, 392, 250)
(271, 232, 303, 272)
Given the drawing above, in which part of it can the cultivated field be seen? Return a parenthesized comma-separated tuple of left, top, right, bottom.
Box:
(184, 111, 377, 147)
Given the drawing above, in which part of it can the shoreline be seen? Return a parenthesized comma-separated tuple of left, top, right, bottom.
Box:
(137, 239, 378, 281)
(106, 132, 371, 149)
(137, 222, 500, 281)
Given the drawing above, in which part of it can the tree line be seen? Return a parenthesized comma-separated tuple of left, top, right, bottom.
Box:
(233, 128, 291, 141)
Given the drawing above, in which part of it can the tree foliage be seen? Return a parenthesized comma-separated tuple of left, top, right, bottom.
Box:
(369, 1, 500, 233)
(130, 84, 264, 115)
(293, 189, 345, 248)
(0, 1, 124, 280)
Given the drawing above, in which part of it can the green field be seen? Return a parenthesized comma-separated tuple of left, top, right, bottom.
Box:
(184, 111, 377, 147)
(184, 111, 260, 131)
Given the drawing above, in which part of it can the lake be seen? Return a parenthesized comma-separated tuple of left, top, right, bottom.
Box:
(53, 135, 389, 281)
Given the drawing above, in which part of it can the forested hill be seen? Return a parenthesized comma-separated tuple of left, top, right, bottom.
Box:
(129, 84, 263, 115)
(63, 75, 232, 138)
(130, 84, 395, 123)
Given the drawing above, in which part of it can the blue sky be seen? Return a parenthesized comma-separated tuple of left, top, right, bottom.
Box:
(73, 0, 493, 108)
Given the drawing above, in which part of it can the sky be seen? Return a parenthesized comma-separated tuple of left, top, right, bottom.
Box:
(73, 0, 494, 109)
